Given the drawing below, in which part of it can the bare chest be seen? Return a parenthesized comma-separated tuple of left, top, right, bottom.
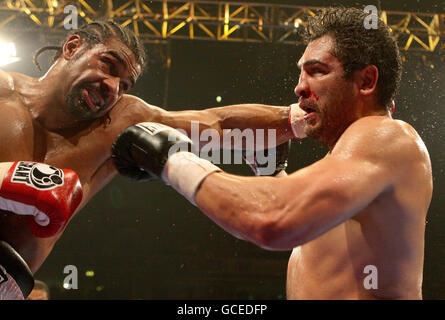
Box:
(0, 117, 118, 272)
(286, 219, 375, 299)
(8, 117, 117, 203)
(41, 128, 112, 185)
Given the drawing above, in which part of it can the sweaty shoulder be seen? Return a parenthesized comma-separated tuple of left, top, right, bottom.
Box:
(0, 71, 31, 125)
(0, 92, 33, 160)
(332, 116, 431, 178)
(109, 94, 165, 124)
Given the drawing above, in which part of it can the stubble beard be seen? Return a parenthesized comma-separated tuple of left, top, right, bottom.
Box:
(306, 95, 354, 148)
(65, 85, 97, 122)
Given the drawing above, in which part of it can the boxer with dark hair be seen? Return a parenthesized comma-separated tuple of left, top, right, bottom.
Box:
(0, 20, 300, 299)
(113, 7, 432, 299)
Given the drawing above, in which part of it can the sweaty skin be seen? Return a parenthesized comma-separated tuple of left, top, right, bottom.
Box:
(196, 115, 432, 300)
(0, 38, 293, 273)
(193, 36, 432, 299)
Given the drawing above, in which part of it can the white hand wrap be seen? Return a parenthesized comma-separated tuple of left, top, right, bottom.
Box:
(288, 103, 306, 139)
(161, 152, 221, 206)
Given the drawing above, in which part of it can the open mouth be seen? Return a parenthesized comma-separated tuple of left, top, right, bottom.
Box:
(300, 104, 317, 120)
(301, 105, 315, 113)
(81, 88, 104, 112)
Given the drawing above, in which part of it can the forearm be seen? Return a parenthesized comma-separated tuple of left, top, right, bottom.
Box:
(212, 104, 292, 145)
(122, 96, 295, 149)
(194, 171, 295, 250)
(157, 104, 293, 149)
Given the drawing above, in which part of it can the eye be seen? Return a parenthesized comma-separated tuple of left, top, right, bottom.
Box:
(308, 66, 327, 76)
(309, 68, 322, 75)
(120, 81, 130, 92)
(100, 57, 113, 72)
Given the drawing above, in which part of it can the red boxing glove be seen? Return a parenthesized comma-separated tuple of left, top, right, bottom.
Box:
(0, 161, 83, 238)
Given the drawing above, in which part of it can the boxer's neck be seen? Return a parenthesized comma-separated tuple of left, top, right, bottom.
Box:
(324, 109, 391, 151)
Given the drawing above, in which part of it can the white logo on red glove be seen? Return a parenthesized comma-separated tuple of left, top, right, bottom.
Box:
(11, 162, 64, 190)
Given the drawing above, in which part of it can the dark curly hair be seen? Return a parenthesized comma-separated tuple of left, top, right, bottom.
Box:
(33, 20, 146, 73)
(303, 7, 402, 109)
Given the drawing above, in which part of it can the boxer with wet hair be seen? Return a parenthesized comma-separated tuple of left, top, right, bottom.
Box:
(0, 20, 302, 299)
(113, 7, 432, 300)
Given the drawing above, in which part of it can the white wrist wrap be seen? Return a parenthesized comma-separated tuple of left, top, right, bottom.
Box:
(161, 152, 221, 206)
(288, 103, 305, 139)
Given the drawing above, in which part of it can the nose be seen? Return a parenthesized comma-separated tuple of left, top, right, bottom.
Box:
(294, 73, 310, 99)
(100, 76, 120, 101)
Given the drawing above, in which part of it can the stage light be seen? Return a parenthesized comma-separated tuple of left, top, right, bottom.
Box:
(0, 42, 20, 66)
(85, 270, 95, 277)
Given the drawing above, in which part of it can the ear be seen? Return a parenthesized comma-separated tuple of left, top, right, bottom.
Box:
(358, 64, 379, 97)
(62, 34, 83, 60)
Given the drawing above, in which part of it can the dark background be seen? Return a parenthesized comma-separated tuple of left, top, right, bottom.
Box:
(1, 0, 444, 299)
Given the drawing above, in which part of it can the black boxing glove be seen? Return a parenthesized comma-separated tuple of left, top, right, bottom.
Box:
(111, 122, 194, 181)
(112, 122, 222, 205)
(242, 140, 291, 176)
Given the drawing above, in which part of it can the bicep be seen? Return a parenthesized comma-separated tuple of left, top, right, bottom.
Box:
(276, 155, 393, 245)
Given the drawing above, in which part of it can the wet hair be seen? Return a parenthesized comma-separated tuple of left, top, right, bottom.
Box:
(303, 7, 402, 109)
(33, 20, 146, 73)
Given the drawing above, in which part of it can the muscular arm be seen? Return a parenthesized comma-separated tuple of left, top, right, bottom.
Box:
(194, 117, 400, 250)
(120, 94, 294, 149)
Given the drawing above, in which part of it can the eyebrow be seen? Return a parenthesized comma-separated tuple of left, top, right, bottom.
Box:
(297, 59, 329, 70)
(104, 50, 137, 87)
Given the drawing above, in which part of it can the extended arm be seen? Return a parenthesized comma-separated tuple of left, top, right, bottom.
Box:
(111, 116, 399, 250)
(120, 95, 302, 149)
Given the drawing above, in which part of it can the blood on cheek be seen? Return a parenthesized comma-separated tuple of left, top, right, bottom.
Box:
(309, 92, 319, 101)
